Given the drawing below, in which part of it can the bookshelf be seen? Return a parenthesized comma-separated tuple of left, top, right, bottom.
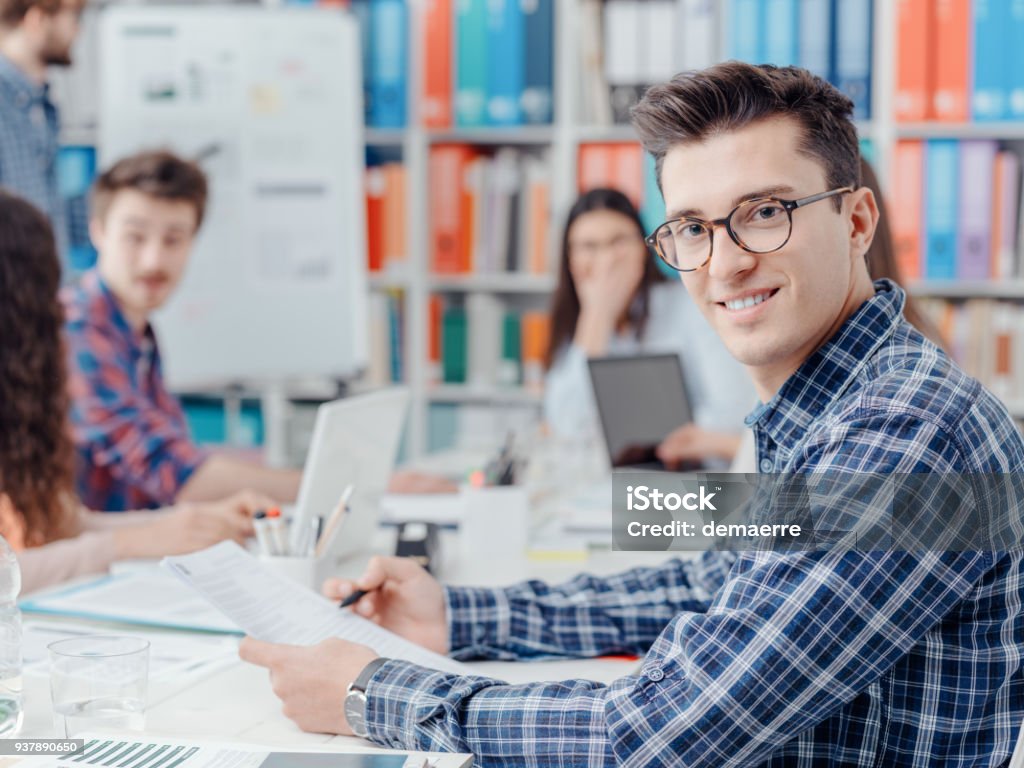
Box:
(380, 0, 900, 457)
(369, 0, 1024, 455)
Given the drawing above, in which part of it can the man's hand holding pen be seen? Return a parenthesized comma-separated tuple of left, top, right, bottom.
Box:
(323, 556, 449, 656)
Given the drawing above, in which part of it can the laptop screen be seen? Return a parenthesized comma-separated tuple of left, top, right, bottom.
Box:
(587, 354, 693, 467)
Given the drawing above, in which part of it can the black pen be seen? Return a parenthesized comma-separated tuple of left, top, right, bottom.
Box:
(339, 589, 369, 609)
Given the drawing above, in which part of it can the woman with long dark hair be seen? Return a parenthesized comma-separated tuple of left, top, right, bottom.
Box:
(544, 188, 752, 465)
(0, 190, 266, 593)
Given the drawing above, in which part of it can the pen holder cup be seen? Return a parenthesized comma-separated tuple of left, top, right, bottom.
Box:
(459, 486, 529, 563)
(258, 554, 333, 591)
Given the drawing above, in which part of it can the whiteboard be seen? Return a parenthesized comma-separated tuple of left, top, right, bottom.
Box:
(99, 6, 369, 389)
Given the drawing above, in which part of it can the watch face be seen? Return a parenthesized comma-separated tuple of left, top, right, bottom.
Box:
(345, 689, 369, 738)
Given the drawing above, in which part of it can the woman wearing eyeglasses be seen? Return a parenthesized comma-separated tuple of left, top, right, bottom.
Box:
(543, 187, 753, 466)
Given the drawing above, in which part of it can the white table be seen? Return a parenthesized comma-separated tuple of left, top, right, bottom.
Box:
(21, 526, 676, 761)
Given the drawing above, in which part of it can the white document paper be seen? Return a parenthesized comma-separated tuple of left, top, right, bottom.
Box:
(20, 570, 240, 634)
(162, 542, 471, 675)
(23, 620, 237, 683)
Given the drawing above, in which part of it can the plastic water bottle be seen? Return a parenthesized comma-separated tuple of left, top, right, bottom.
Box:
(0, 536, 23, 736)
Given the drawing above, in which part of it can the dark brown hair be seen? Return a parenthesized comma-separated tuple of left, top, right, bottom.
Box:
(631, 62, 861, 211)
(92, 150, 209, 229)
(0, 189, 76, 545)
(860, 157, 946, 348)
(0, 0, 61, 28)
(544, 187, 665, 369)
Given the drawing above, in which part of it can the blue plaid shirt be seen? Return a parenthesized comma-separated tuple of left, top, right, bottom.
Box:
(0, 53, 69, 264)
(362, 281, 1024, 766)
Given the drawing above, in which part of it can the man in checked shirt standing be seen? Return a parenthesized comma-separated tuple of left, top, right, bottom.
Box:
(241, 63, 1024, 767)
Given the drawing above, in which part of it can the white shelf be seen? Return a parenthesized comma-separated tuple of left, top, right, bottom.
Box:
(574, 124, 638, 142)
(365, 129, 406, 147)
(909, 280, 1024, 299)
(426, 126, 555, 146)
(427, 384, 543, 405)
(896, 123, 1024, 140)
(60, 123, 98, 146)
(428, 273, 556, 293)
(368, 273, 410, 290)
(854, 120, 875, 138)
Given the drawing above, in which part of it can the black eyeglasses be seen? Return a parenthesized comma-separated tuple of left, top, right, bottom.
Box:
(645, 187, 855, 272)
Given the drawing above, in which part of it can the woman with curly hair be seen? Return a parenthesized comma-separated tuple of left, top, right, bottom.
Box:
(0, 189, 267, 593)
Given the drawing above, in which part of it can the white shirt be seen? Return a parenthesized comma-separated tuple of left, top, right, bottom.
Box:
(543, 281, 755, 441)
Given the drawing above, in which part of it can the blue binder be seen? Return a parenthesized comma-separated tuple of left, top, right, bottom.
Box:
(764, 0, 798, 66)
(521, 0, 553, 124)
(923, 140, 959, 280)
(486, 0, 524, 125)
(730, 0, 763, 62)
(455, 0, 488, 127)
(798, 0, 832, 80)
(368, 0, 407, 128)
(972, 0, 1010, 121)
(833, 0, 872, 120)
(1009, 1, 1024, 120)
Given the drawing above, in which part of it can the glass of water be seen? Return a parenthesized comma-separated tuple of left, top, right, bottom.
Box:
(48, 636, 149, 738)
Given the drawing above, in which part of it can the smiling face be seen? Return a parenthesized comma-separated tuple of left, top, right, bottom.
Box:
(91, 190, 198, 333)
(660, 116, 878, 399)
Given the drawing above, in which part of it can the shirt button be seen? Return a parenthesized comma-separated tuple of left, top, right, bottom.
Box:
(643, 664, 665, 682)
(760, 458, 774, 473)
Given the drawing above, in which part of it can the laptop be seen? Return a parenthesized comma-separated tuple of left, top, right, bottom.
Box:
(587, 354, 694, 470)
(286, 387, 410, 560)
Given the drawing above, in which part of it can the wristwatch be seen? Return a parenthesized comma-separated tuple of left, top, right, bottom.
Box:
(344, 657, 389, 738)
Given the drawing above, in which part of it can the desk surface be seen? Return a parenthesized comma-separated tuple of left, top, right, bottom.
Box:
(22, 527, 668, 759)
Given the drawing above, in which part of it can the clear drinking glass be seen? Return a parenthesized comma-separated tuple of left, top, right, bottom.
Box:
(48, 636, 149, 738)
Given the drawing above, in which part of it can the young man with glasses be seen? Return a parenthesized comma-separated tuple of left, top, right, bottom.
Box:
(0, 0, 85, 271)
(241, 63, 1024, 766)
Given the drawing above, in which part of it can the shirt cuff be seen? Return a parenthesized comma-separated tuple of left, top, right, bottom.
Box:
(362, 659, 458, 750)
(444, 585, 512, 658)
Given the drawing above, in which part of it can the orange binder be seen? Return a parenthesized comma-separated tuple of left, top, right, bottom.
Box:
(365, 166, 386, 272)
(526, 172, 551, 275)
(895, 0, 932, 122)
(383, 163, 407, 270)
(521, 311, 551, 390)
(612, 143, 644, 211)
(932, 0, 970, 122)
(891, 140, 925, 281)
(422, 0, 453, 128)
(577, 143, 614, 193)
(430, 144, 476, 273)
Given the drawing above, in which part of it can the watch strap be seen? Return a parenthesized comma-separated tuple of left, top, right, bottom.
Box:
(352, 657, 390, 693)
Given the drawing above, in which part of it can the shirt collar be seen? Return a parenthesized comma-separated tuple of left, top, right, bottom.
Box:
(80, 269, 156, 360)
(745, 279, 905, 452)
(0, 52, 49, 105)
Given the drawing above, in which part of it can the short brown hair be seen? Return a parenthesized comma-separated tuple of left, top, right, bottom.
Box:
(631, 62, 861, 211)
(0, 0, 61, 28)
(92, 150, 209, 229)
